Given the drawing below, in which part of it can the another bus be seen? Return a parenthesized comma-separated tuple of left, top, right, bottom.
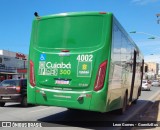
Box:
(27, 12, 144, 114)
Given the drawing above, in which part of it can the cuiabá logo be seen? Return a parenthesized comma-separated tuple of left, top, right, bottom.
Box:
(46, 62, 71, 69)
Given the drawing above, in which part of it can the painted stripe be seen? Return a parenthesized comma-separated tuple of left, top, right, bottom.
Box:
(29, 107, 52, 113)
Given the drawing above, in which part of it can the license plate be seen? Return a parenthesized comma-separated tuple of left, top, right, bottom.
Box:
(2, 97, 11, 99)
(55, 80, 69, 85)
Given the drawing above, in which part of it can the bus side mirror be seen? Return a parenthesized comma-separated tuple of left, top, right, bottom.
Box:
(145, 66, 148, 72)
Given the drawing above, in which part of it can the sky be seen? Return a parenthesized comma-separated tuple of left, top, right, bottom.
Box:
(0, 0, 160, 63)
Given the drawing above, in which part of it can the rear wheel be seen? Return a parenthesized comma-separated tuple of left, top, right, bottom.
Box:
(117, 93, 128, 115)
(133, 87, 140, 104)
(21, 96, 28, 107)
(0, 102, 5, 107)
(132, 98, 137, 104)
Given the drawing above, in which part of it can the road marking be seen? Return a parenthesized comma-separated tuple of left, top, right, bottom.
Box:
(29, 107, 53, 113)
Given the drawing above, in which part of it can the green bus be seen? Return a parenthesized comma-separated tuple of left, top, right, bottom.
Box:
(27, 12, 144, 114)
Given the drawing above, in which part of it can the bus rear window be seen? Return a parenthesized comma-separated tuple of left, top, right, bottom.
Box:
(35, 16, 104, 48)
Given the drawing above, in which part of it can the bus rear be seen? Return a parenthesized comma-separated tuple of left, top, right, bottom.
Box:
(27, 12, 112, 112)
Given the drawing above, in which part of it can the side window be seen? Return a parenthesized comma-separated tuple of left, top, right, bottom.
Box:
(126, 43, 133, 72)
(121, 34, 128, 68)
(112, 23, 121, 66)
(110, 21, 123, 84)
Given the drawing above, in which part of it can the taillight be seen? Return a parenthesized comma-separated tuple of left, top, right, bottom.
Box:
(61, 50, 70, 52)
(30, 60, 36, 87)
(94, 60, 107, 91)
(99, 12, 106, 14)
(16, 86, 21, 93)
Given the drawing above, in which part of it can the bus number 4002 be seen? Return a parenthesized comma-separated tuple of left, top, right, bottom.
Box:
(77, 55, 93, 62)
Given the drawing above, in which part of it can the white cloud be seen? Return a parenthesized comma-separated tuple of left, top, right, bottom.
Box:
(145, 54, 160, 63)
(132, 0, 142, 2)
(132, 0, 160, 5)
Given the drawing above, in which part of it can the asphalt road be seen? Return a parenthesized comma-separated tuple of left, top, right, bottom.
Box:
(0, 86, 160, 130)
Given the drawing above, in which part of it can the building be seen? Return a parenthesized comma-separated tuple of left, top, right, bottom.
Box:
(0, 50, 28, 81)
(146, 62, 159, 74)
(145, 62, 159, 80)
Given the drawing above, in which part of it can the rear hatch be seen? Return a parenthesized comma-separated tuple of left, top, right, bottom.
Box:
(32, 13, 107, 90)
(35, 50, 96, 89)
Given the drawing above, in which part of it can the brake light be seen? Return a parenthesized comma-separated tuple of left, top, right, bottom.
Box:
(99, 12, 106, 14)
(30, 60, 36, 87)
(94, 60, 107, 91)
(61, 50, 70, 52)
(16, 86, 21, 93)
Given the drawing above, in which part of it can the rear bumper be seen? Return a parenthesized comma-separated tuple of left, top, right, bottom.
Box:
(0, 94, 22, 103)
(142, 86, 151, 90)
(36, 87, 92, 110)
(27, 86, 107, 112)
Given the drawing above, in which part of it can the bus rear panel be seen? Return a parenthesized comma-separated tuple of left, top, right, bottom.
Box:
(27, 12, 143, 113)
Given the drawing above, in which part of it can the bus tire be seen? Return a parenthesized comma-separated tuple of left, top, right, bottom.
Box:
(138, 87, 141, 96)
(0, 102, 5, 107)
(118, 93, 127, 115)
(133, 88, 140, 104)
(132, 98, 137, 104)
(21, 96, 28, 107)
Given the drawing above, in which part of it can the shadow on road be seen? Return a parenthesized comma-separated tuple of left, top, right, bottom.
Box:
(129, 99, 160, 130)
(37, 98, 159, 129)
(38, 109, 124, 129)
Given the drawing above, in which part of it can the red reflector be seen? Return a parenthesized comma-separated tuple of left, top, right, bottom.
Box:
(61, 50, 70, 52)
(30, 60, 36, 87)
(94, 60, 107, 91)
(99, 12, 106, 14)
(36, 90, 40, 93)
